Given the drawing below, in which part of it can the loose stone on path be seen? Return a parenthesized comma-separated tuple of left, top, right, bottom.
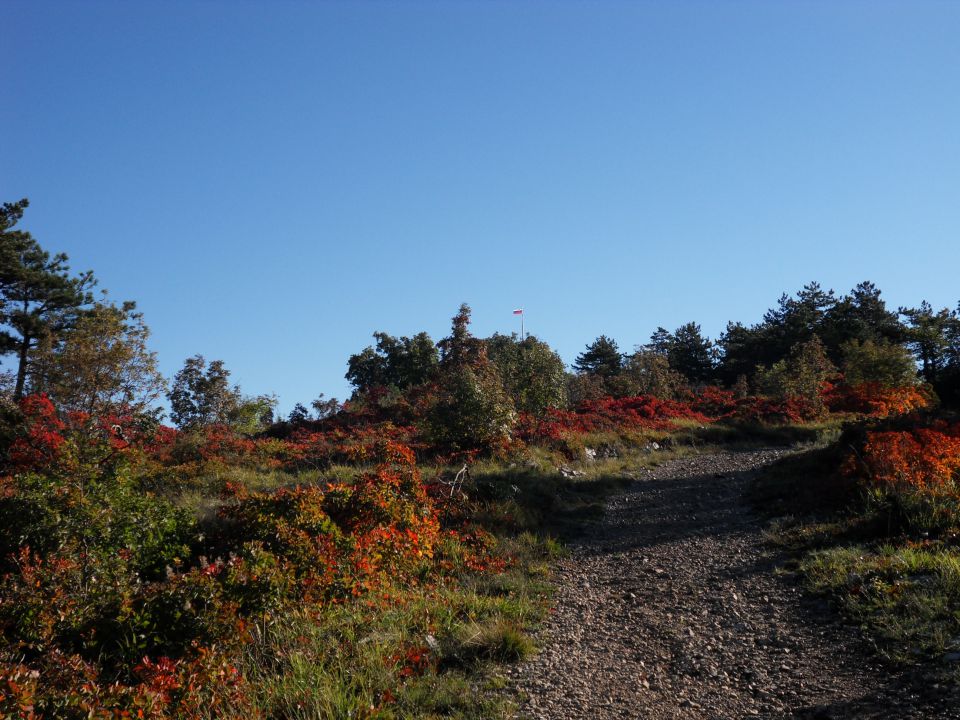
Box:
(510, 450, 960, 720)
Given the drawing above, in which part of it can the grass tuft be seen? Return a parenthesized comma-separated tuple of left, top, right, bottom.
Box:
(752, 440, 960, 686)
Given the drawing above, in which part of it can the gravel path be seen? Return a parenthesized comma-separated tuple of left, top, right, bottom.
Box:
(508, 449, 960, 719)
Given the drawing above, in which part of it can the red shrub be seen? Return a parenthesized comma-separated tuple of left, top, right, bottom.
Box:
(220, 442, 440, 600)
(519, 394, 711, 442)
(730, 395, 818, 424)
(289, 423, 417, 468)
(847, 422, 960, 495)
(690, 386, 739, 417)
(826, 382, 932, 418)
(133, 645, 255, 718)
(8, 395, 65, 472)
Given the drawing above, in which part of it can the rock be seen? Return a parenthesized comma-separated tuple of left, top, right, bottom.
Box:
(594, 444, 620, 459)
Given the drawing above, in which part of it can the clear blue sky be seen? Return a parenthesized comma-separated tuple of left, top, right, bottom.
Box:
(3, 1, 959, 414)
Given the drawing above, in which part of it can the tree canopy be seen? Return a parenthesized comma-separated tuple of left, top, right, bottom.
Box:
(346, 331, 438, 395)
(168, 355, 241, 428)
(486, 333, 567, 415)
(573, 335, 623, 379)
(0, 199, 96, 399)
(31, 300, 166, 417)
(423, 304, 515, 450)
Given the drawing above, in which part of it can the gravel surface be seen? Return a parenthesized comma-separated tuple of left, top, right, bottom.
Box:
(508, 449, 960, 719)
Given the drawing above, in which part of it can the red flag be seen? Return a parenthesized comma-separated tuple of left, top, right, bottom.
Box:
(512, 308, 523, 315)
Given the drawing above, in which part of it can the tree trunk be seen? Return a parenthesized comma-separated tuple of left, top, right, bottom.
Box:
(13, 335, 30, 400)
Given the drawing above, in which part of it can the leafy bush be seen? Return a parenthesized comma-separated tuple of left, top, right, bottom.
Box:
(421, 366, 516, 453)
(825, 382, 933, 418)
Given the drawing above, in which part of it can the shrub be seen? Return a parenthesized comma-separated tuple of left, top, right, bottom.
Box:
(841, 338, 918, 388)
(825, 382, 933, 418)
(421, 366, 516, 453)
(846, 422, 960, 496)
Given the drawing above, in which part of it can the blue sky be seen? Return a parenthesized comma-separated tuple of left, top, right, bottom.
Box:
(3, 1, 959, 414)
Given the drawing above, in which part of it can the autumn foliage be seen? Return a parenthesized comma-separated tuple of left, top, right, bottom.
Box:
(0, 372, 941, 715)
(0, 398, 507, 717)
(825, 382, 933, 419)
(518, 395, 710, 442)
(845, 420, 960, 497)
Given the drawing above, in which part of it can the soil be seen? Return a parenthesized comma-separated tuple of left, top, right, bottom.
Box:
(507, 449, 960, 719)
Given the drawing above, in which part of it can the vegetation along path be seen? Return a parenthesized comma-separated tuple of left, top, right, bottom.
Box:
(508, 449, 959, 719)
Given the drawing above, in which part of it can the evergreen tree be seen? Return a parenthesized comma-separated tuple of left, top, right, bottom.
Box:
(901, 301, 954, 384)
(717, 282, 894, 383)
(824, 281, 903, 350)
(716, 321, 763, 385)
(424, 305, 515, 450)
(761, 282, 837, 362)
(437, 303, 485, 368)
(288, 403, 310, 424)
(0, 199, 96, 399)
(666, 322, 715, 383)
(573, 335, 623, 378)
(647, 327, 672, 356)
(938, 303, 960, 407)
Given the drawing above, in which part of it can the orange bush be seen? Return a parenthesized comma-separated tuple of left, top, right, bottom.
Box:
(826, 382, 932, 419)
(847, 422, 960, 495)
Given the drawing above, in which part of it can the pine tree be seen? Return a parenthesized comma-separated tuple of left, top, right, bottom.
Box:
(0, 199, 96, 399)
(573, 335, 623, 379)
(667, 322, 715, 383)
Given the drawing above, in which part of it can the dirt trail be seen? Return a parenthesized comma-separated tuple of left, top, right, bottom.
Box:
(509, 449, 959, 719)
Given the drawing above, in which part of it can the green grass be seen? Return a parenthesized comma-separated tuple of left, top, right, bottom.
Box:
(235, 537, 552, 719)
(751, 443, 960, 685)
(676, 418, 844, 449)
(802, 544, 960, 678)
(465, 436, 716, 539)
(185, 426, 852, 718)
(214, 435, 706, 718)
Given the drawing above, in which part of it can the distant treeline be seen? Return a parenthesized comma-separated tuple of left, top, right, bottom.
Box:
(343, 281, 959, 415)
(4, 197, 960, 441)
